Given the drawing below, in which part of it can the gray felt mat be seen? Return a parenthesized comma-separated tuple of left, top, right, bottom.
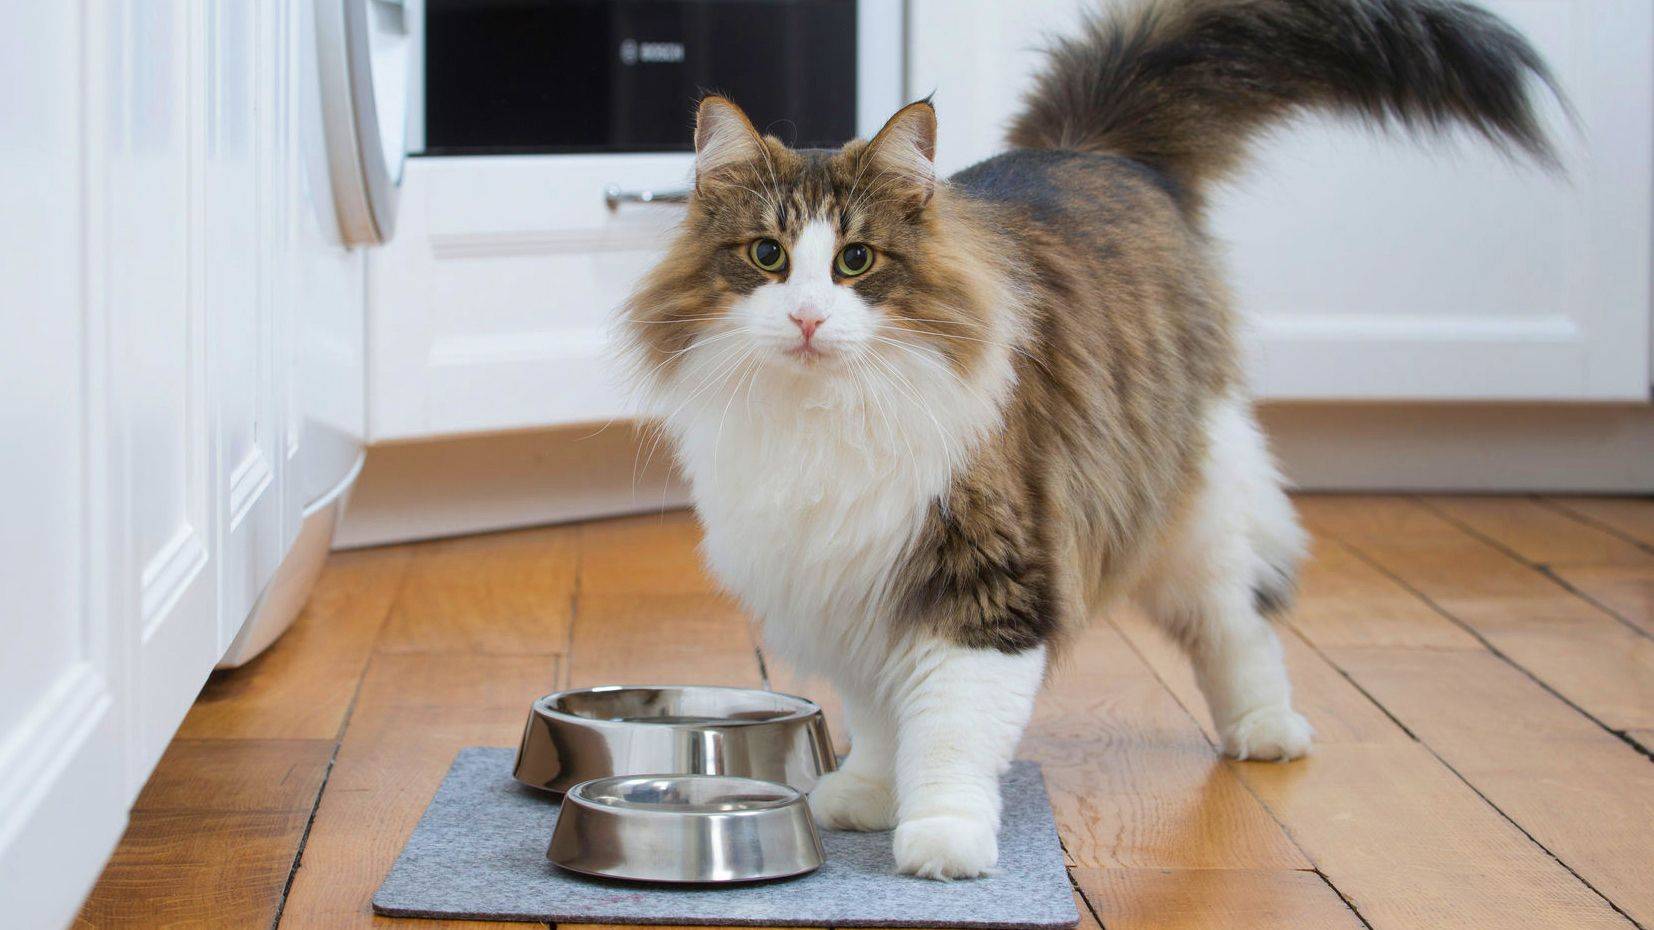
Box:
(374, 747, 1078, 928)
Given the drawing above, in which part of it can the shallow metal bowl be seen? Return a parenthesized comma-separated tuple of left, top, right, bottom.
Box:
(512, 685, 836, 794)
(547, 774, 825, 884)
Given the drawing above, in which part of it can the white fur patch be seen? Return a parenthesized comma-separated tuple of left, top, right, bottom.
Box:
(654, 218, 1018, 698)
(1131, 393, 1312, 762)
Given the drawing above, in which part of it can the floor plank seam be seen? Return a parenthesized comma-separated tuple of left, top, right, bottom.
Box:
(1399, 733, 1646, 930)
(1100, 613, 1338, 881)
(1536, 497, 1654, 558)
(1280, 617, 1423, 744)
(269, 559, 410, 930)
(1310, 866, 1378, 930)
(1063, 860, 1106, 930)
(265, 743, 340, 930)
(1412, 496, 1653, 642)
(1280, 610, 1650, 928)
(1332, 536, 1646, 756)
(1530, 561, 1654, 643)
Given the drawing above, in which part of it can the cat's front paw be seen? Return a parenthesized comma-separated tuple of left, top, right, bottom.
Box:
(810, 770, 898, 831)
(893, 814, 998, 880)
(1221, 705, 1313, 761)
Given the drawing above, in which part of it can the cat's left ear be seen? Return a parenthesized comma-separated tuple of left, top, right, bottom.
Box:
(694, 95, 765, 184)
(865, 100, 938, 207)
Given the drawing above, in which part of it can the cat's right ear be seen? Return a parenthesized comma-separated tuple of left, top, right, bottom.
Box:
(694, 96, 764, 184)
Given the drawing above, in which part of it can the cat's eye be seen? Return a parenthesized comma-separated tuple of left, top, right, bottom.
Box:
(836, 243, 873, 277)
(749, 238, 787, 272)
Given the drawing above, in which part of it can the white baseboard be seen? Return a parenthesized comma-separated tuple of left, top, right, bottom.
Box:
(335, 422, 689, 548)
(336, 404, 1654, 548)
(1260, 402, 1654, 492)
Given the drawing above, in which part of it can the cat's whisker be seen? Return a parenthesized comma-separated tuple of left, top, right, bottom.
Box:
(866, 333, 997, 410)
(637, 337, 752, 480)
(634, 328, 744, 390)
(712, 350, 761, 492)
(881, 320, 1057, 381)
(851, 351, 926, 493)
(858, 346, 963, 471)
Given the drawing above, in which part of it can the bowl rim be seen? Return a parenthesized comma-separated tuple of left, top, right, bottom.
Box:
(563, 773, 808, 818)
(531, 684, 823, 730)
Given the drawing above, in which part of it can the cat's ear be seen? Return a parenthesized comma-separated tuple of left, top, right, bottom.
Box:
(694, 96, 764, 183)
(865, 100, 938, 207)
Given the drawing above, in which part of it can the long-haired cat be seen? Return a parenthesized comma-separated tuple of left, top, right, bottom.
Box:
(621, 0, 1556, 879)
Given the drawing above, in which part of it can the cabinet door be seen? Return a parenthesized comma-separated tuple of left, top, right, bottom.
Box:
(205, 0, 289, 642)
(0, 6, 131, 929)
(910, 0, 1652, 401)
(107, 0, 225, 785)
(368, 154, 695, 440)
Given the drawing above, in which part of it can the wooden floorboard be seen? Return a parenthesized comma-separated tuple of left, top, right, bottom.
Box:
(1305, 496, 1654, 746)
(566, 592, 762, 687)
(1241, 743, 1633, 929)
(374, 525, 578, 656)
(1028, 623, 1312, 871)
(178, 545, 412, 740)
(77, 495, 1654, 929)
(1545, 496, 1654, 549)
(1323, 646, 1654, 927)
(1073, 867, 1364, 930)
(1115, 548, 1640, 930)
(75, 739, 334, 928)
(275, 654, 555, 930)
(1429, 496, 1654, 636)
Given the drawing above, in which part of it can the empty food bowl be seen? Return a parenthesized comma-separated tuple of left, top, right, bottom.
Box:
(512, 685, 837, 794)
(547, 774, 826, 883)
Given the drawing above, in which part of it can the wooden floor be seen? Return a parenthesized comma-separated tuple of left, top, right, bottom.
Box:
(75, 495, 1654, 930)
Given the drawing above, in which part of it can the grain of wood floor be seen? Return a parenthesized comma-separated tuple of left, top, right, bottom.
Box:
(75, 495, 1654, 930)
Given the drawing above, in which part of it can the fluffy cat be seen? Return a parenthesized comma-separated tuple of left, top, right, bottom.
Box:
(620, 0, 1556, 880)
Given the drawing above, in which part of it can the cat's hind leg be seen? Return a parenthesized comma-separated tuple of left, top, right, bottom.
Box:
(889, 640, 1045, 879)
(1134, 395, 1311, 761)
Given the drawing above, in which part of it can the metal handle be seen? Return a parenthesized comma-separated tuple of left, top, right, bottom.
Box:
(604, 184, 692, 211)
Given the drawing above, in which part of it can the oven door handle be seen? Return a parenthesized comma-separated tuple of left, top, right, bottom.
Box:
(604, 184, 693, 211)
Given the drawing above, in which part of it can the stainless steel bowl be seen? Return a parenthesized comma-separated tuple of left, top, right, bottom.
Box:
(547, 774, 825, 883)
(512, 685, 836, 794)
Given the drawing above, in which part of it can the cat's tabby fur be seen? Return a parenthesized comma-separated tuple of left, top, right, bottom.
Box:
(620, 0, 1556, 879)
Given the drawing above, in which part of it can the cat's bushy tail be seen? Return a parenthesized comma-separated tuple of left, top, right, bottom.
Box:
(1007, 0, 1562, 218)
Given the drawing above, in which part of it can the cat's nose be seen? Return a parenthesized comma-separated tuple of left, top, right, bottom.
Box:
(789, 306, 826, 341)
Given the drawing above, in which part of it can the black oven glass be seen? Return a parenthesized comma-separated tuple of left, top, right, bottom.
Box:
(425, 0, 859, 155)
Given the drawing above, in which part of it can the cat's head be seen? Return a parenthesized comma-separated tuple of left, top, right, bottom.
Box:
(621, 96, 1016, 429)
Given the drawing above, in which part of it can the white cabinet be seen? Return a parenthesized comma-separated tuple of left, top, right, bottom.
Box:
(369, 154, 695, 440)
(911, 0, 1653, 401)
(0, 2, 368, 926)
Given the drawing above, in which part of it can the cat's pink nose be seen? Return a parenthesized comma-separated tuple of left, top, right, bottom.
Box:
(789, 306, 826, 341)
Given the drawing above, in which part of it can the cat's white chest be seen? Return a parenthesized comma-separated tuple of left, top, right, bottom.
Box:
(672, 405, 948, 678)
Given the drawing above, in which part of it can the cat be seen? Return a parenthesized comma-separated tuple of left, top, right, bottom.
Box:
(620, 0, 1556, 880)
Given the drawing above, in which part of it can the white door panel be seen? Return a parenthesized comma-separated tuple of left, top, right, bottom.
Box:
(911, 0, 1653, 401)
(108, 0, 223, 783)
(206, 0, 286, 642)
(0, 5, 129, 929)
(369, 154, 694, 440)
